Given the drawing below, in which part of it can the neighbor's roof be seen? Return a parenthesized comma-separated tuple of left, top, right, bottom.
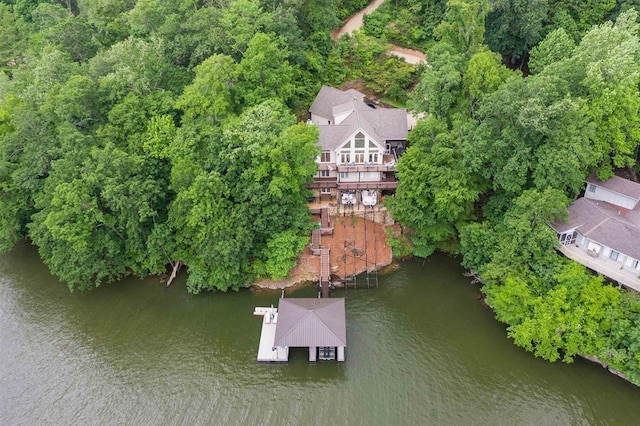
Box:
(550, 198, 609, 234)
(274, 298, 347, 348)
(309, 85, 365, 120)
(551, 197, 640, 259)
(586, 172, 640, 200)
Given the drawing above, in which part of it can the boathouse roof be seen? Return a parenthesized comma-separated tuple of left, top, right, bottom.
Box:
(274, 298, 347, 348)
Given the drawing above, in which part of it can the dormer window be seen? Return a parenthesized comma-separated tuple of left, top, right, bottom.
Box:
(588, 184, 597, 193)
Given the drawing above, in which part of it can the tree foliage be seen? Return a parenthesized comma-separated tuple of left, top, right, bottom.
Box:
(3, 0, 640, 386)
(388, 3, 640, 384)
(388, 116, 481, 256)
(487, 263, 621, 362)
(0, 0, 337, 293)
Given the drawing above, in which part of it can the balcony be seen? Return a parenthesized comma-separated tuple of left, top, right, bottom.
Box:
(309, 177, 338, 189)
(337, 181, 397, 190)
(336, 163, 396, 172)
(317, 163, 337, 171)
(558, 245, 640, 292)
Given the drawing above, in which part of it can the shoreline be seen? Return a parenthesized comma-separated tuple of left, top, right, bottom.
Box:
(473, 270, 640, 388)
(250, 256, 398, 292)
(251, 214, 396, 291)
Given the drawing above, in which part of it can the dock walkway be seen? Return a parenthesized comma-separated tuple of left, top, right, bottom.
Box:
(255, 307, 289, 362)
(320, 248, 330, 298)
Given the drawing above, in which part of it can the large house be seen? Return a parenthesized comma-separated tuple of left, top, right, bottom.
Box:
(308, 86, 408, 206)
(551, 173, 640, 291)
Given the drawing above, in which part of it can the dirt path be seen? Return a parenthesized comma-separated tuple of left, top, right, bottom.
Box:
(333, 0, 385, 39)
(388, 46, 427, 65)
(332, 0, 427, 65)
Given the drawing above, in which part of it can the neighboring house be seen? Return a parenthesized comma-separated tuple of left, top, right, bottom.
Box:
(308, 86, 408, 206)
(550, 173, 640, 290)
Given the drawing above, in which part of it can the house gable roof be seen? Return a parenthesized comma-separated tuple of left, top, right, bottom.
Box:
(586, 172, 640, 201)
(318, 125, 352, 151)
(316, 107, 408, 152)
(334, 128, 383, 152)
(359, 109, 409, 140)
(274, 298, 346, 347)
(332, 98, 372, 121)
(309, 85, 365, 120)
(311, 86, 408, 152)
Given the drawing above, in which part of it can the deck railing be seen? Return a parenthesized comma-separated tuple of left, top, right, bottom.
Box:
(338, 181, 397, 190)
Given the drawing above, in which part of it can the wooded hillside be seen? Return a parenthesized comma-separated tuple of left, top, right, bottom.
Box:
(0, 0, 417, 293)
(386, 1, 640, 384)
(3, 0, 640, 382)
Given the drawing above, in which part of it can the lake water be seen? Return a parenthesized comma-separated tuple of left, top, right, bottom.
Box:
(2, 243, 640, 424)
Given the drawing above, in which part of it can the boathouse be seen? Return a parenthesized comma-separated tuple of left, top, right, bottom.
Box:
(256, 298, 346, 362)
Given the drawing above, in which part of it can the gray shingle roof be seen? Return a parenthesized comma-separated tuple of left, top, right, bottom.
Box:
(318, 125, 352, 150)
(550, 198, 609, 234)
(359, 109, 409, 140)
(332, 99, 372, 117)
(587, 172, 640, 200)
(311, 86, 408, 151)
(309, 86, 365, 120)
(274, 298, 346, 347)
(551, 198, 640, 259)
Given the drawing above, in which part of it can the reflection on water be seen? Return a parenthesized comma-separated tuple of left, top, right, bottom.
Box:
(2, 244, 640, 425)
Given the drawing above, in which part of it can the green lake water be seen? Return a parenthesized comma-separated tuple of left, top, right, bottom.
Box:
(2, 243, 640, 425)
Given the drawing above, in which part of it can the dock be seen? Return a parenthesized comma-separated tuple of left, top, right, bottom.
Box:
(255, 298, 346, 363)
(255, 307, 289, 362)
(320, 248, 330, 298)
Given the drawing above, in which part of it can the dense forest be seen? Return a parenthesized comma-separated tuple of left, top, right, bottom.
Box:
(2, 0, 640, 383)
(385, 1, 640, 384)
(0, 0, 417, 293)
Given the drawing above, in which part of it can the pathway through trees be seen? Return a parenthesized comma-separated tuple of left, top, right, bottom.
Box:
(332, 0, 426, 65)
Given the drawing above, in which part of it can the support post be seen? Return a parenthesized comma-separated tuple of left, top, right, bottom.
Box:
(337, 346, 345, 362)
(309, 346, 317, 362)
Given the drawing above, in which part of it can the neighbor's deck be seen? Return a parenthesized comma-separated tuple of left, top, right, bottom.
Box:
(559, 245, 640, 292)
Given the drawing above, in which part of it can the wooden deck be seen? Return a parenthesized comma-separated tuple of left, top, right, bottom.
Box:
(321, 207, 330, 228)
(320, 248, 330, 298)
(559, 245, 640, 292)
(311, 229, 322, 255)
